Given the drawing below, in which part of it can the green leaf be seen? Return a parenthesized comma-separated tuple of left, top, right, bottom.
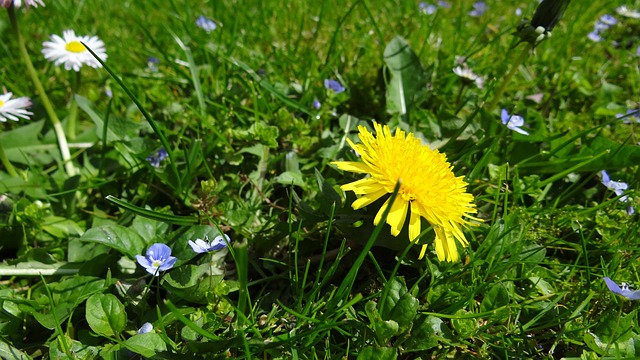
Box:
(130, 213, 170, 243)
(85, 293, 126, 338)
(274, 171, 307, 189)
(356, 346, 397, 360)
(451, 309, 478, 338)
(49, 335, 99, 360)
(105, 196, 199, 226)
(122, 333, 167, 358)
(404, 315, 450, 352)
(76, 94, 147, 142)
(365, 300, 400, 344)
(383, 36, 426, 115)
(79, 224, 147, 258)
(480, 283, 511, 313)
(32, 302, 75, 330)
(0, 338, 32, 359)
(0, 120, 56, 165)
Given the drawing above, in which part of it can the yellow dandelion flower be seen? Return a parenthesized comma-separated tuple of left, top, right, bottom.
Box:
(331, 122, 479, 262)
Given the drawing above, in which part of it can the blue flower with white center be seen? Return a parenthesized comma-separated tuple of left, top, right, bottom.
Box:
(600, 170, 629, 200)
(604, 277, 640, 300)
(324, 79, 345, 94)
(196, 15, 217, 32)
(138, 322, 153, 334)
(599, 14, 618, 26)
(501, 109, 530, 135)
(469, 1, 487, 17)
(135, 243, 177, 276)
(419, 2, 437, 15)
(587, 31, 602, 42)
(146, 148, 168, 168)
(188, 234, 231, 254)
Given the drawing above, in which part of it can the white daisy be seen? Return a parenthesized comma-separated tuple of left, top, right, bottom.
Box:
(0, 92, 32, 122)
(453, 65, 484, 88)
(616, 6, 640, 19)
(0, 0, 44, 8)
(42, 30, 107, 72)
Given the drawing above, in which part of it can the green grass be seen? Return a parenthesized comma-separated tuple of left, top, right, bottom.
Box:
(1, 0, 639, 358)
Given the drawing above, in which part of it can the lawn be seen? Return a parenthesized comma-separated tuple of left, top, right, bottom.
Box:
(1, 0, 639, 358)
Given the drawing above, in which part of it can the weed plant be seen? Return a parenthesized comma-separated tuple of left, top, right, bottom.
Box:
(0, 0, 639, 359)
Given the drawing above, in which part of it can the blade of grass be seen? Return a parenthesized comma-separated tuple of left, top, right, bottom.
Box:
(82, 42, 183, 195)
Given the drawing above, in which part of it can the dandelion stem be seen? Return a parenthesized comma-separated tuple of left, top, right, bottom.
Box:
(7, 5, 77, 176)
(487, 43, 532, 112)
(0, 142, 18, 177)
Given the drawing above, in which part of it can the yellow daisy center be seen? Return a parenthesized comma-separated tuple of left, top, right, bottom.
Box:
(65, 41, 86, 53)
(0, 100, 4, 107)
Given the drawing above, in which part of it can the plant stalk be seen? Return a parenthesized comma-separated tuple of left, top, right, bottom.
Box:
(487, 43, 532, 112)
(8, 5, 77, 176)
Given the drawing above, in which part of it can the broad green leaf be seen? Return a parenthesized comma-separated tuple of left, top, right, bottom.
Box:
(0, 120, 56, 165)
(274, 171, 307, 189)
(79, 225, 147, 258)
(383, 36, 427, 115)
(130, 213, 170, 243)
(0, 338, 32, 359)
(365, 300, 400, 344)
(41, 276, 106, 305)
(32, 302, 75, 330)
(451, 309, 478, 338)
(356, 346, 397, 360)
(49, 335, 99, 360)
(122, 333, 167, 358)
(404, 315, 450, 352)
(85, 293, 127, 337)
(76, 94, 147, 142)
(593, 310, 636, 343)
(387, 293, 418, 332)
(480, 282, 511, 313)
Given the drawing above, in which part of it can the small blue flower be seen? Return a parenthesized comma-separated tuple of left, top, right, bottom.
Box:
(636, 45, 640, 57)
(419, 2, 437, 15)
(312, 99, 321, 110)
(324, 79, 345, 94)
(188, 234, 231, 254)
(616, 109, 640, 124)
(437, 1, 451, 8)
(599, 14, 618, 26)
(147, 57, 159, 72)
(138, 322, 153, 334)
(196, 15, 217, 32)
(627, 204, 636, 216)
(501, 109, 530, 135)
(600, 170, 629, 199)
(135, 243, 177, 276)
(515, 7, 522, 16)
(146, 148, 168, 168)
(604, 277, 640, 300)
(587, 31, 602, 42)
(469, 1, 487, 17)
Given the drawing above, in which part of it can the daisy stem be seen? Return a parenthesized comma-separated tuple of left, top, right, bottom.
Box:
(66, 71, 81, 141)
(486, 43, 533, 113)
(7, 6, 77, 177)
(0, 142, 19, 177)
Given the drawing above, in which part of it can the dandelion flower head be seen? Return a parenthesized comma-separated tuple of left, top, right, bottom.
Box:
(42, 30, 107, 72)
(332, 122, 478, 262)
